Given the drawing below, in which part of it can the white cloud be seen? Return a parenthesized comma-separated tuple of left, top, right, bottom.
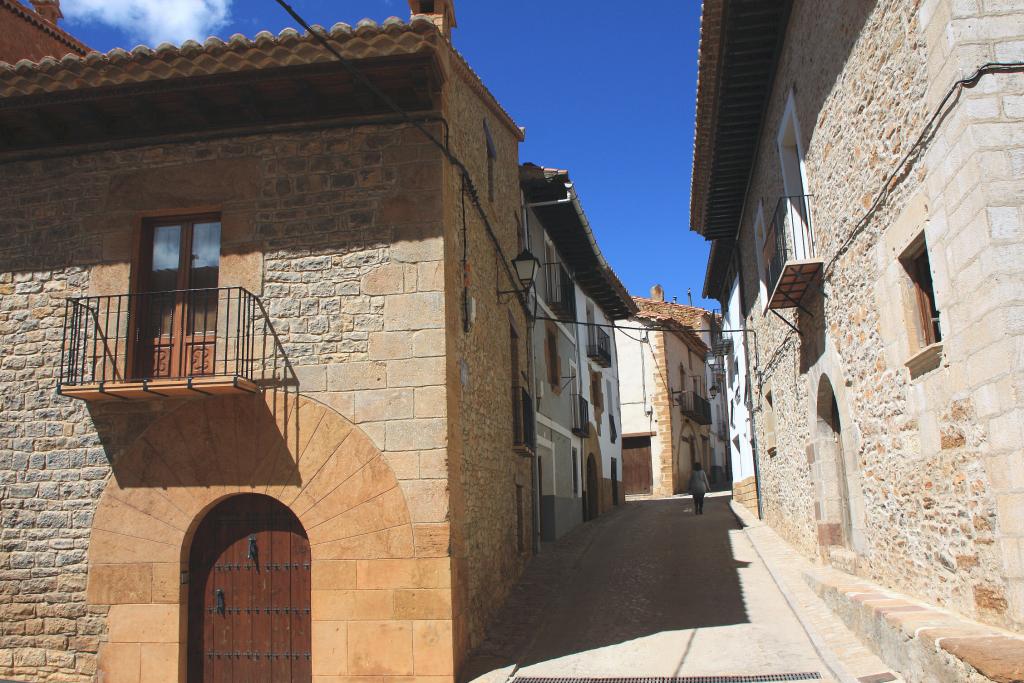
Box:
(63, 0, 233, 46)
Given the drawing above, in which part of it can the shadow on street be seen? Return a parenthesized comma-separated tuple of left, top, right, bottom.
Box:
(463, 494, 764, 680)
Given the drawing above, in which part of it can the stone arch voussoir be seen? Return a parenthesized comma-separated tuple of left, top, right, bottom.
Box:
(87, 389, 419, 682)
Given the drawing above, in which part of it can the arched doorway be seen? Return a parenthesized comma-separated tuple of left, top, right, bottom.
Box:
(187, 494, 311, 682)
(585, 454, 599, 520)
(816, 375, 854, 549)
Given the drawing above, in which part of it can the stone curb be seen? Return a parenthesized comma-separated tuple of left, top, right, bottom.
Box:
(805, 568, 1024, 683)
(730, 500, 860, 683)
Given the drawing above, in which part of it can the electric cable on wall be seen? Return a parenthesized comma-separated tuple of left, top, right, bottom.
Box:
(758, 61, 1024, 383)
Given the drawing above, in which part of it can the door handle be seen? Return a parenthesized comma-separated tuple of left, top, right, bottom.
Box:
(215, 588, 225, 616)
(247, 535, 258, 563)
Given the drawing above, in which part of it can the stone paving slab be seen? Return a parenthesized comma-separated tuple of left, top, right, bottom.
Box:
(730, 500, 903, 683)
(464, 494, 834, 682)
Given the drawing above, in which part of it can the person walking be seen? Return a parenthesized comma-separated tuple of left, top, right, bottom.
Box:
(689, 462, 711, 515)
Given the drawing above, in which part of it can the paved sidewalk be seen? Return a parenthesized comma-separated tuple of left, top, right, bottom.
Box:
(464, 494, 834, 682)
(731, 500, 903, 683)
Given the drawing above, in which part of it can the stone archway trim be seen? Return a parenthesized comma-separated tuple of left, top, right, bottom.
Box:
(87, 390, 454, 682)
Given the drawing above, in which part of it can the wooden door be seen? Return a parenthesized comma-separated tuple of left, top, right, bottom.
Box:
(622, 436, 652, 495)
(188, 495, 311, 683)
(585, 454, 599, 520)
(611, 458, 619, 506)
(135, 217, 221, 380)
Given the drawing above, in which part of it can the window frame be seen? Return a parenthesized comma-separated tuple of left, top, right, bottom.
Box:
(900, 237, 942, 349)
(130, 212, 223, 381)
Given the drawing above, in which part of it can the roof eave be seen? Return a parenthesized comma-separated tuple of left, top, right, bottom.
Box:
(688, 0, 792, 295)
(521, 164, 636, 320)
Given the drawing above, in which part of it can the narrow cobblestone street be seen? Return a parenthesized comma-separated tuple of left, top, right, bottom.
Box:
(464, 494, 838, 681)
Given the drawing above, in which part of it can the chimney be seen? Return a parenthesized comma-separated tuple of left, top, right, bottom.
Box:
(408, 0, 457, 40)
(650, 284, 665, 302)
(30, 0, 62, 24)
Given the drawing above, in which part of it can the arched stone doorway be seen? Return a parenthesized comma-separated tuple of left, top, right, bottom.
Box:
(86, 391, 454, 682)
(812, 375, 862, 558)
(187, 494, 311, 681)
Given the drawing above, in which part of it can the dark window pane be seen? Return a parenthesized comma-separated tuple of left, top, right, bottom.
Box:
(149, 225, 181, 292)
(188, 222, 221, 334)
(190, 221, 221, 290)
(147, 225, 181, 338)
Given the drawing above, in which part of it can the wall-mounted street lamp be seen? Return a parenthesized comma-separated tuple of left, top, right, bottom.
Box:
(500, 248, 541, 296)
(709, 384, 719, 400)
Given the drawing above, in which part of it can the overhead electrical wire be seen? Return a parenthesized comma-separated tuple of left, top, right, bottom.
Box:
(823, 61, 1024, 277)
(759, 61, 1024, 381)
(272, 0, 528, 313)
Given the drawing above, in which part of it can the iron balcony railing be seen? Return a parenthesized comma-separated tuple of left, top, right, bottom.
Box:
(544, 262, 576, 321)
(572, 393, 590, 437)
(678, 391, 713, 426)
(586, 327, 612, 367)
(709, 313, 733, 357)
(765, 194, 816, 296)
(60, 287, 269, 389)
(512, 386, 536, 455)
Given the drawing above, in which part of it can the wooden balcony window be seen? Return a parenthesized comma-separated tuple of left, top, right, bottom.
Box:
(586, 327, 612, 367)
(59, 216, 269, 400)
(678, 391, 713, 426)
(544, 262, 576, 321)
(59, 287, 265, 400)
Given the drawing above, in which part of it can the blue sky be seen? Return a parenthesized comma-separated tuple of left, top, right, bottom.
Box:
(50, 0, 712, 309)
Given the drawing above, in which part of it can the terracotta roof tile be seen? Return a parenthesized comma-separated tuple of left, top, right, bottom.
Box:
(633, 297, 712, 354)
(0, 15, 522, 139)
(689, 0, 723, 244)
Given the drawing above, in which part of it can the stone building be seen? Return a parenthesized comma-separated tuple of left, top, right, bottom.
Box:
(0, 0, 87, 63)
(520, 164, 635, 541)
(615, 288, 726, 497)
(691, 0, 1024, 648)
(0, 1, 553, 680)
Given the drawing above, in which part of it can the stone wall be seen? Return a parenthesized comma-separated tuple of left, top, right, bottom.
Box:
(649, 330, 677, 497)
(0, 119, 459, 680)
(438, 55, 533, 664)
(730, 0, 1024, 632)
(733, 476, 758, 515)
